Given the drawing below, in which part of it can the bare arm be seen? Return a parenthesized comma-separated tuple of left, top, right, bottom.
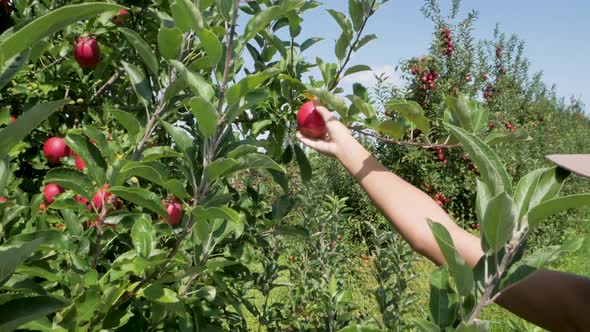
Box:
(297, 104, 590, 331)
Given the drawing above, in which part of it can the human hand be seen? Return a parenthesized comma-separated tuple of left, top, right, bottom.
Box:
(296, 101, 355, 159)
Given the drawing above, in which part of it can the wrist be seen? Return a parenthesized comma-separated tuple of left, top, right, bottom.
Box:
(335, 136, 370, 169)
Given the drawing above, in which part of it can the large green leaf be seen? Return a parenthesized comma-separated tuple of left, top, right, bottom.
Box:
(377, 120, 404, 139)
(527, 167, 569, 209)
(445, 123, 511, 196)
(428, 266, 459, 328)
(294, 144, 312, 182)
(385, 99, 429, 134)
(0, 237, 44, 285)
(44, 168, 95, 200)
(109, 109, 142, 143)
(307, 88, 349, 120)
(0, 49, 30, 90)
(131, 216, 155, 258)
(445, 95, 487, 133)
(0, 295, 67, 332)
(225, 68, 280, 106)
(482, 192, 516, 252)
(170, 0, 204, 33)
(118, 28, 159, 76)
(189, 97, 218, 138)
(198, 29, 222, 68)
(66, 133, 107, 184)
(204, 153, 284, 183)
(484, 129, 531, 145)
(527, 194, 590, 228)
(0, 3, 123, 68)
(429, 221, 474, 296)
(513, 168, 545, 222)
(195, 206, 240, 223)
(0, 100, 68, 159)
(348, 0, 365, 32)
(170, 60, 214, 101)
(158, 27, 183, 60)
(108, 186, 167, 216)
(243, 1, 306, 43)
(412, 318, 440, 332)
(122, 61, 152, 107)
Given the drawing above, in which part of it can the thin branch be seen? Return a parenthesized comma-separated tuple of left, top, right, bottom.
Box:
(350, 126, 462, 149)
(217, 0, 241, 114)
(93, 71, 120, 100)
(328, 0, 378, 91)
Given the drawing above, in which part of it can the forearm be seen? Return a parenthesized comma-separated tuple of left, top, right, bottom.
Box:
(335, 138, 483, 266)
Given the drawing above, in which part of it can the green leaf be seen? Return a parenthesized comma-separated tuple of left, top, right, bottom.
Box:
(142, 284, 180, 303)
(252, 119, 273, 135)
(120, 161, 171, 187)
(338, 325, 385, 332)
(527, 194, 590, 228)
(122, 61, 152, 107)
(0, 49, 30, 90)
(412, 318, 440, 332)
(348, 0, 365, 32)
(377, 120, 404, 139)
(160, 121, 195, 155)
(170, 0, 204, 33)
(513, 168, 546, 222)
(189, 97, 218, 138)
(204, 154, 284, 183)
(0, 3, 123, 68)
(195, 206, 240, 223)
(44, 168, 94, 200)
(0, 296, 67, 332)
(527, 167, 569, 209)
(482, 192, 516, 252)
(354, 34, 377, 51)
(0, 100, 68, 159)
(343, 65, 371, 77)
(118, 28, 159, 76)
(108, 186, 167, 216)
(226, 68, 280, 106)
(198, 29, 222, 68)
(272, 195, 294, 220)
(66, 133, 107, 184)
(385, 99, 429, 134)
(428, 266, 459, 328)
(109, 109, 142, 143)
(306, 88, 349, 120)
(131, 216, 155, 258)
(429, 221, 474, 296)
(445, 95, 487, 133)
(327, 9, 352, 38)
(243, 3, 305, 43)
(475, 179, 491, 224)
(0, 237, 44, 284)
(294, 144, 312, 182)
(484, 129, 532, 145)
(170, 60, 214, 101)
(158, 27, 183, 60)
(445, 123, 511, 196)
(300, 37, 323, 51)
(335, 32, 351, 60)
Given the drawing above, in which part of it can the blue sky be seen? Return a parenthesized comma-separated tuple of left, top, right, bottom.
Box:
(292, 0, 590, 111)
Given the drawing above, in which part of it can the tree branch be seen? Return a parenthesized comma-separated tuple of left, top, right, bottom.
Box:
(350, 126, 462, 149)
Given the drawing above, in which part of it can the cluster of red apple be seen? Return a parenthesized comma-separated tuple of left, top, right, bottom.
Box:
(72, 9, 128, 69)
(440, 28, 454, 56)
(39, 135, 182, 228)
(483, 84, 493, 100)
(411, 68, 439, 91)
(434, 192, 450, 206)
(434, 146, 448, 163)
(504, 122, 517, 132)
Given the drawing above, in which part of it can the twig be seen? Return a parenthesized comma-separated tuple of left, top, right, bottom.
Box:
(350, 126, 462, 149)
(34, 55, 66, 74)
(328, 0, 378, 91)
(217, 0, 241, 114)
(94, 71, 120, 100)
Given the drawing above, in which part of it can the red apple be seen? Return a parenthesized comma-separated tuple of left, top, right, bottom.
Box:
(92, 184, 114, 211)
(43, 183, 64, 204)
(74, 37, 101, 69)
(9, 115, 16, 124)
(163, 202, 183, 226)
(297, 101, 327, 138)
(0, 196, 7, 203)
(74, 155, 86, 171)
(112, 8, 129, 24)
(43, 137, 69, 165)
(0, 0, 11, 16)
